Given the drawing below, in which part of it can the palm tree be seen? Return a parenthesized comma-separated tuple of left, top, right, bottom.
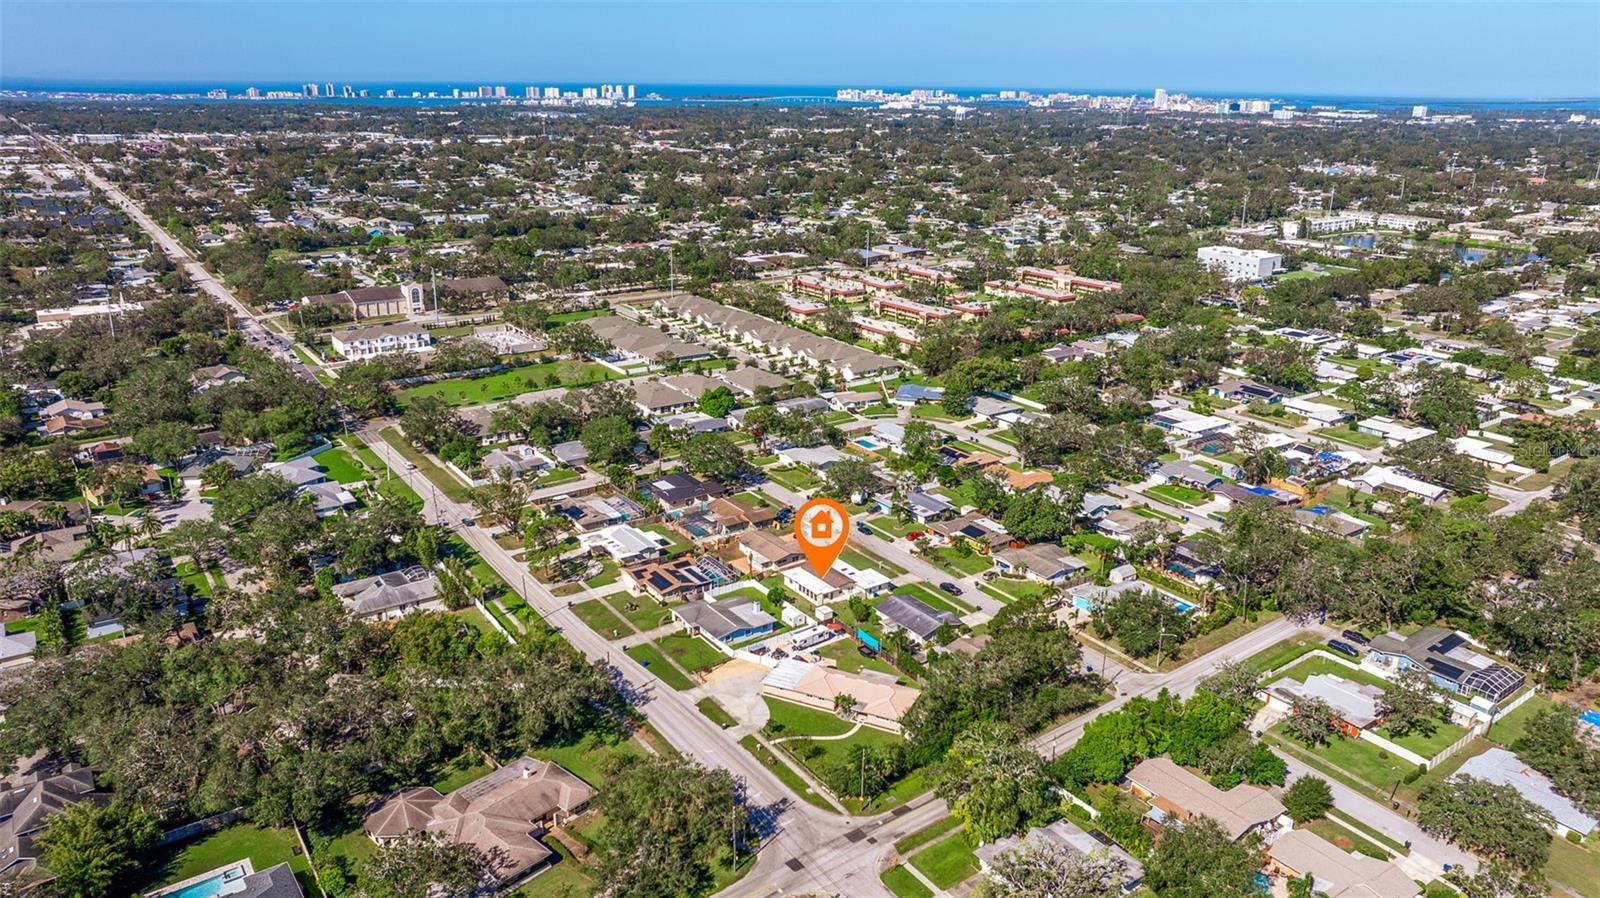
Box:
(135, 512, 163, 547)
(833, 693, 858, 719)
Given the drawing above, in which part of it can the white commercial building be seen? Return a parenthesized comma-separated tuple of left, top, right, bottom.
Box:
(329, 323, 433, 359)
(1197, 246, 1281, 282)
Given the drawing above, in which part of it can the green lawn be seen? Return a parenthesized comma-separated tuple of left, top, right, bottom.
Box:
(926, 546, 991, 577)
(430, 754, 494, 793)
(1269, 724, 1422, 792)
(865, 515, 923, 539)
(894, 816, 963, 855)
(763, 697, 855, 738)
(765, 465, 824, 492)
(1244, 633, 1325, 673)
(1546, 833, 1600, 898)
(571, 599, 631, 639)
(1147, 484, 1210, 506)
(890, 581, 973, 616)
(534, 467, 581, 487)
(881, 865, 935, 898)
(625, 643, 695, 690)
(841, 545, 906, 576)
(379, 427, 472, 502)
(398, 360, 615, 407)
(640, 523, 691, 557)
(1316, 426, 1385, 449)
(908, 832, 979, 889)
(738, 735, 836, 812)
(984, 576, 1052, 603)
(311, 447, 368, 484)
(1482, 694, 1555, 747)
(697, 697, 738, 728)
(512, 837, 594, 898)
(1302, 819, 1389, 860)
(133, 824, 313, 894)
(603, 593, 674, 632)
(816, 637, 904, 677)
(656, 633, 729, 672)
(584, 560, 620, 589)
(1275, 655, 1391, 691)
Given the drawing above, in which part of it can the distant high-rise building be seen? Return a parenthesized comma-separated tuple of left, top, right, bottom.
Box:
(581, 86, 598, 99)
(1412, 105, 1429, 118)
(525, 86, 538, 98)
(244, 87, 261, 100)
(1153, 88, 1169, 109)
(543, 86, 560, 99)
(303, 83, 318, 98)
(324, 82, 334, 98)
(207, 88, 228, 100)
(494, 85, 507, 97)
(341, 84, 354, 98)
(627, 84, 635, 99)
(385, 89, 395, 98)
(358, 89, 369, 98)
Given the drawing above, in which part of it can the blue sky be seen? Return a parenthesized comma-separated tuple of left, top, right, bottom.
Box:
(2, 1, 1597, 99)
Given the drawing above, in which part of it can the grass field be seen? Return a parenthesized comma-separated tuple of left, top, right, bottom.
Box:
(1302, 818, 1389, 859)
(841, 545, 907, 576)
(1316, 426, 1385, 449)
(398, 360, 615, 407)
(1546, 834, 1600, 898)
(891, 581, 974, 616)
(816, 637, 904, 677)
(640, 523, 691, 556)
(379, 427, 472, 501)
(738, 735, 836, 811)
(311, 447, 367, 484)
(1147, 484, 1210, 506)
(908, 832, 978, 889)
(1269, 724, 1421, 792)
(926, 546, 991, 577)
(571, 599, 631, 638)
(1244, 633, 1326, 673)
(697, 697, 739, 728)
(133, 825, 313, 894)
(656, 632, 728, 672)
(766, 465, 824, 491)
(603, 593, 673, 632)
(626, 643, 695, 690)
(764, 697, 855, 738)
(880, 865, 935, 898)
(512, 838, 594, 898)
(894, 816, 962, 855)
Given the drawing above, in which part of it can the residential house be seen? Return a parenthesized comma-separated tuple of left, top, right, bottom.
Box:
(644, 472, 727, 515)
(1153, 460, 1222, 491)
(1284, 396, 1351, 425)
(673, 595, 778, 648)
(632, 380, 696, 419)
(580, 524, 670, 565)
(550, 440, 589, 467)
(36, 399, 108, 436)
(761, 659, 920, 733)
(362, 758, 595, 887)
(876, 593, 961, 645)
(1148, 408, 1233, 441)
(1454, 749, 1597, 839)
(1349, 466, 1447, 505)
(1211, 379, 1284, 404)
(994, 543, 1087, 584)
(975, 819, 1144, 895)
(624, 556, 733, 602)
(1124, 757, 1286, 841)
(1263, 673, 1386, 738)
(928, 512, 1012, 551)
(1356, 416, 1436, 446)
(1266, 830, 1419, 898)
(0, 765, 108, 877)
(1366, 628, 1525, 704)
(737, 530, 805, 573)
(700, 497, 778, 536)
(782, 560, 893, 605)
(191, 364, 248, 392)
(827, 390, 881, 412)
(716, 365, 789, 397)
(478, 444, 555, 482)
(892, 383, 945, 406)
(551, 495, 643, 531)
(332, 567, 441, 619)
(776, 446, 850, 470)
(1096, 508, 1178, 541)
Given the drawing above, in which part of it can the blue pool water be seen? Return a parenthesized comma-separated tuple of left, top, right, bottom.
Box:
(853, 438, 878, 449)
(1173, 600, 1195, 613)
(164, 867, 245, 898)
(1580, 710, 1600, 731)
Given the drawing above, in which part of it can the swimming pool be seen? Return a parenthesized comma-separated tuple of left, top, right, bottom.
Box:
(154, 863, 249, 898)
(853, 438, 880, 450)
(1580, 710, 1600, 731)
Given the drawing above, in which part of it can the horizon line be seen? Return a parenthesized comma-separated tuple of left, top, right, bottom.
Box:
(2, 76, 1597, 105)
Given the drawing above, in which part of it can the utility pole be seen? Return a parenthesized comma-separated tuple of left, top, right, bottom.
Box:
(431, 268, 439, 323)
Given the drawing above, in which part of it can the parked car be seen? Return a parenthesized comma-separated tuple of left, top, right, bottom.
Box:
(1341, 629, 1370, 646)
(1327, 639, 1360, 658)
(938, 582, 963, 596)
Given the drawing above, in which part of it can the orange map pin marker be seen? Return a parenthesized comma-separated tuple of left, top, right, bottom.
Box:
(795, 497, 850, 577)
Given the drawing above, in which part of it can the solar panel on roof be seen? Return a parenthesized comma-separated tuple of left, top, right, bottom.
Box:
(1433, 633, 1466, 654)
(1425, 657, 1465, 681)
